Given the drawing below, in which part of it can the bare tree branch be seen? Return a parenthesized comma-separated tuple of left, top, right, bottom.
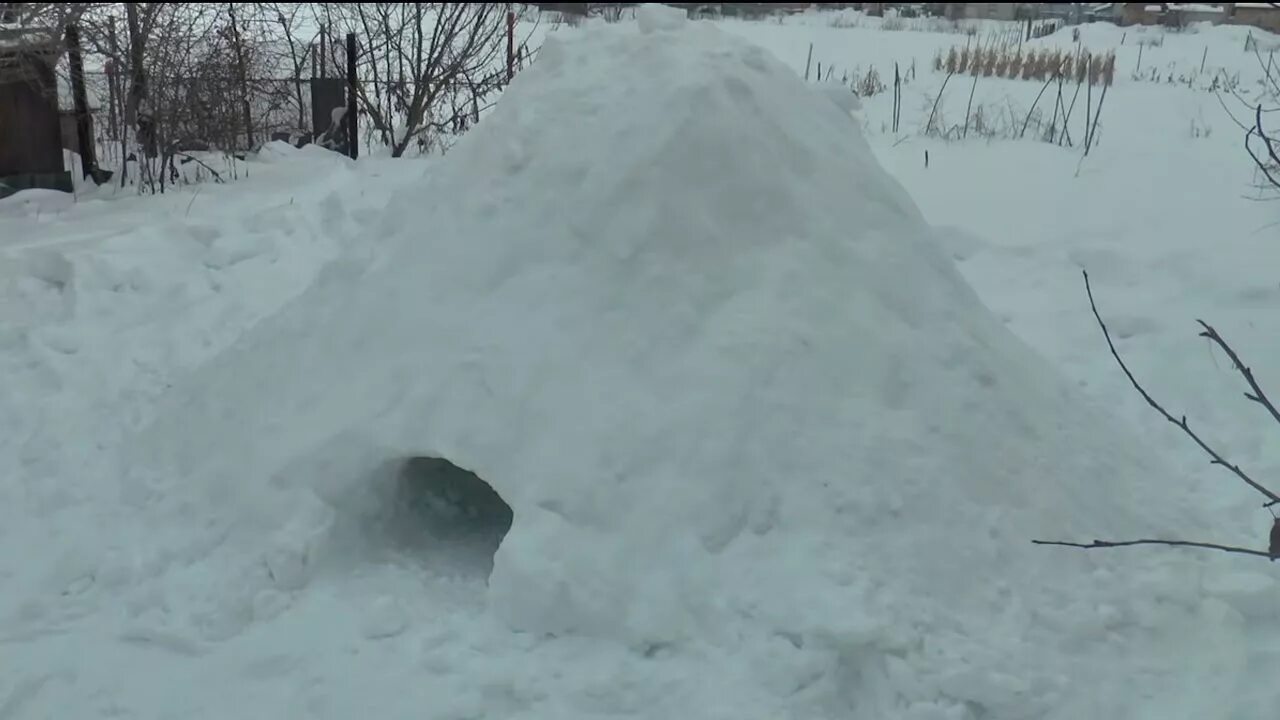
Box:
(1252, 42, 1280, 99)
(1033, 538, 1272, 559)
(1196, 320, 1280, 428)
(328, 2, 509, 157)
(1213, 87, 1252, 134)
(1249, 105, 1280, 191)
(1247, 130, 1280, 192)
(171, 150, 225, 183)
(1083, 269, 1280, 507)
(1035, 274, 1280, 559)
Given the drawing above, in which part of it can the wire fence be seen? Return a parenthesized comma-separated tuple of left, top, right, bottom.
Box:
(6, 10, 533, 193)
(78, 55, 526, 166)
(82, 70, 316, 155)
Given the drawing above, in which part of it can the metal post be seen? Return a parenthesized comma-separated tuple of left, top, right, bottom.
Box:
(346, 32, 358, 160)
(64, 24, 98, 182)
(506, 5, 516, 83)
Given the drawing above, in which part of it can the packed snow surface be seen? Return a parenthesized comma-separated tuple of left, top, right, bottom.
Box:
(4, 7, 1277, 720)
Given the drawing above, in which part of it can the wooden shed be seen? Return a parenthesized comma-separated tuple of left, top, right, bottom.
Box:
(0, 27, 71, 198)
(1228, 3, 1280, 32)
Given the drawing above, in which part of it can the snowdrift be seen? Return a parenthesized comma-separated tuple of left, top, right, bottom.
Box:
(118, 5, 1234, 718)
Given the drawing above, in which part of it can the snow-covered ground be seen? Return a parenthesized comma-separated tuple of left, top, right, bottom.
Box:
(3, 6, 1280, 719)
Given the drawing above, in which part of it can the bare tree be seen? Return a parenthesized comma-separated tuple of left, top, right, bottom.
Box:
(225, 2, 253, 147)
(74, 3, 310, 189)
(254, 1, 315, 132)
(327, 3, 510, 157)
(1035, 271, 1280, 561)
(123, 2, 150, 181)
(8, 2, 533, 188)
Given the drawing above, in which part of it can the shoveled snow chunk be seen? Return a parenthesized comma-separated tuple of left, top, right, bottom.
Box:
(814, 79, 862, 114)
(1204, 571, 1279, 621)
(261, 494, 334, 592)
(23, 250, 73, 289)
(362, 596, 410, 640)
(34, 327, 79, 355)
(204, 234, 273, 270)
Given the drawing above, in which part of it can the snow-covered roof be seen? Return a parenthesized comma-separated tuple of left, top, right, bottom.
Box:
(1144, 2, 1226, 12)
(0, 25, 59, 54)
(1171, 3, 1226, 11)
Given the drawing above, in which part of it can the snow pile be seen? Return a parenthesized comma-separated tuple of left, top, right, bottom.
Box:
(636, 2, 687, 32)
(37, 8, 1255, 719)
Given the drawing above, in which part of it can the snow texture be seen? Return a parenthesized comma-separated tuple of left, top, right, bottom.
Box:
(94, 11, 1222, 719)
(3, 7, 1278, 720)
(636, 2, 688, 33)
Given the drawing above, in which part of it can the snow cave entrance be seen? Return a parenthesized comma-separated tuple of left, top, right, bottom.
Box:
(388, 456, 513, 579)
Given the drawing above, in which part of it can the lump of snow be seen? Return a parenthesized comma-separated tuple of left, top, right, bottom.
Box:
(261, 493, 334, 592)
(34, 326, 79, 355)
(636, 3, 686, 33)
(362, 596, 410, 639)
(124, 15, 1213, 716)
(814, 79, 862, 114)
(203, 234, 273, 270)
(1204, 571, 1279, 621)
(255, 140, 303, 164)
(0, 188, 75, 219)
(22, 250, 73, 289)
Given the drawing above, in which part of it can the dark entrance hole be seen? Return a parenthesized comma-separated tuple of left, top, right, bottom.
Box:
(387, 456, 513, 579)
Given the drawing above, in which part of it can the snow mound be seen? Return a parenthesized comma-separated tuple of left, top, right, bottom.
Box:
(637, 2, 686, 32)
(122, 10, 1219, 718)
(815, 78, 863, 114)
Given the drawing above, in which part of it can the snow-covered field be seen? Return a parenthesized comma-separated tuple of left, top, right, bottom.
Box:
(3, 6, 1280, 719)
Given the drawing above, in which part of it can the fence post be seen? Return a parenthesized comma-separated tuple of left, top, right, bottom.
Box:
(227, 3, 254, 149)
(893, 62, 901, 133)
(320, 25, 327, 80)
(506, 4, 516, 83)
(64, 24, 99, 182)
(346, 32, 358, 160)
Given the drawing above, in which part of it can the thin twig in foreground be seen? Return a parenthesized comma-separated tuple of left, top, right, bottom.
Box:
(1213, 87, 1251, 133)
(173, 152, 226, 183)
(1196, 321, 1280, 428)
(1256, 105, 1280, 170)
(1083, 270, 1280, 507)
(1033, 539, 1271, 559)
(1246, 131, 1280, 191)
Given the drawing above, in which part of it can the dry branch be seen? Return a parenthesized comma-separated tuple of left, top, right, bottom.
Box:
(1082, 270, 1280, 507)
(1248, 105, 1280, 192)
(1033, 272, 1280, 561)
(1196, 320, 1280, 428)
(1033, 539, 1272, 559)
